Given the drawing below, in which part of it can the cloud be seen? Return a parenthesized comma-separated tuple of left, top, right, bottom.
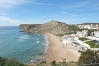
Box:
(61, 12, 67, 14)
(0, 0, 28, 9)
(26, 1, 64, 7)
(0, 16, 24, 26)
(0, 16, 44, 26)
(0, 0, 56, 10)
(30, 2, 52, 6)
(0, 12, 7, 16)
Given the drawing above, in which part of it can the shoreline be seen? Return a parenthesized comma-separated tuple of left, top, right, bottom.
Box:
(43, 34, 49, 54)
(44, 33, 80, 63)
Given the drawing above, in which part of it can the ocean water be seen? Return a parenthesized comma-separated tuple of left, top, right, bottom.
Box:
(0, 26, 47, 63)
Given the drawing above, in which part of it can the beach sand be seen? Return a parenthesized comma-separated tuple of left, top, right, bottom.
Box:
(45, 33, 80, 63)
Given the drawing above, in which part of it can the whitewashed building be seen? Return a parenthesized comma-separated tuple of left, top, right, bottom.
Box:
(78, 25, 91, 29)
(94, 31, 99, 38)
(76, 30, 88, 37)
(62, 35, 76, 45)
(78, 24, 99, 29)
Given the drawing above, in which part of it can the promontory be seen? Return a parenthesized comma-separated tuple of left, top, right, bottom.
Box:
(19, 20, 70, 36)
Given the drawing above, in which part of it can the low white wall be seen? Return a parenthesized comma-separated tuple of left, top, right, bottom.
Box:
(87, 36, 99, 40)
(62, 37, 91, 49)
(91, 48, 99, 51)
(75, 37, 91, 49)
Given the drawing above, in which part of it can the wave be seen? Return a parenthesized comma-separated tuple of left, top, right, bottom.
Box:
(27, 34, 49, 63)
(18, 35, 30, 42)
(43, 35, 49, 53)
(36, 38, 39, 43)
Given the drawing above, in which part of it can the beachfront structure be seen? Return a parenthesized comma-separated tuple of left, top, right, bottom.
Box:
(62, 35, 91, 51)
(76, 30, 88, 37)
(62, 35, 76, 45)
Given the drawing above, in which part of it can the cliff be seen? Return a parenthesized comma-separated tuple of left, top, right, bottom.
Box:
(19, 20, 69, 35)
(19, 24, 41, 32)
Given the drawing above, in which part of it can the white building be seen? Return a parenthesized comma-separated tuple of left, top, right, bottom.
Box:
(76, 30, 88, 37)
(84, 25, 91, 29)
(94, 31, 99, 38)
(78, 24, 99, 29)
(78, 25, 91, 29)
(62, 35, 76, 45)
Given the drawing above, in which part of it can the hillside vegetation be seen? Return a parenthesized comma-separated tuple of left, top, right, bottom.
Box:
(0, 56, 26, 66)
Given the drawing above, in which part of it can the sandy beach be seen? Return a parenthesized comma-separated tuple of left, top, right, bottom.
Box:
(45, 33, 80, 63)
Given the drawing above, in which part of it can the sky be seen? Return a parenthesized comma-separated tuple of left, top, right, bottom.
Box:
(0, 0, 99, 26)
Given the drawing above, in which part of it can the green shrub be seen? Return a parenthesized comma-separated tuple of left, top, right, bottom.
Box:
(51, 60, 56, 65)
(0, 56, 26, 66)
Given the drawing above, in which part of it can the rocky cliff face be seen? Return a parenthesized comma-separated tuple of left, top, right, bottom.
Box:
(19, 20, 69, 35)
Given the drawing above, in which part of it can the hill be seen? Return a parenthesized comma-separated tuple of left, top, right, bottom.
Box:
(81, 22, 99, 25)
(19, 20, 69, 36)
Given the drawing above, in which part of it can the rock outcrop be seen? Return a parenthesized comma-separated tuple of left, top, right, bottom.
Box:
(19, 20, 69, 35)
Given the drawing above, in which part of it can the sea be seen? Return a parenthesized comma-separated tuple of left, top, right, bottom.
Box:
(0, 26, 48, 63)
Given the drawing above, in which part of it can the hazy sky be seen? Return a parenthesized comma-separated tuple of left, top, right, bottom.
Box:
(0, 0, 99, 26)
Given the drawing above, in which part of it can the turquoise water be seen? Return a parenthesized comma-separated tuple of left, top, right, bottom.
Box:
(0, 26, 47, 63)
